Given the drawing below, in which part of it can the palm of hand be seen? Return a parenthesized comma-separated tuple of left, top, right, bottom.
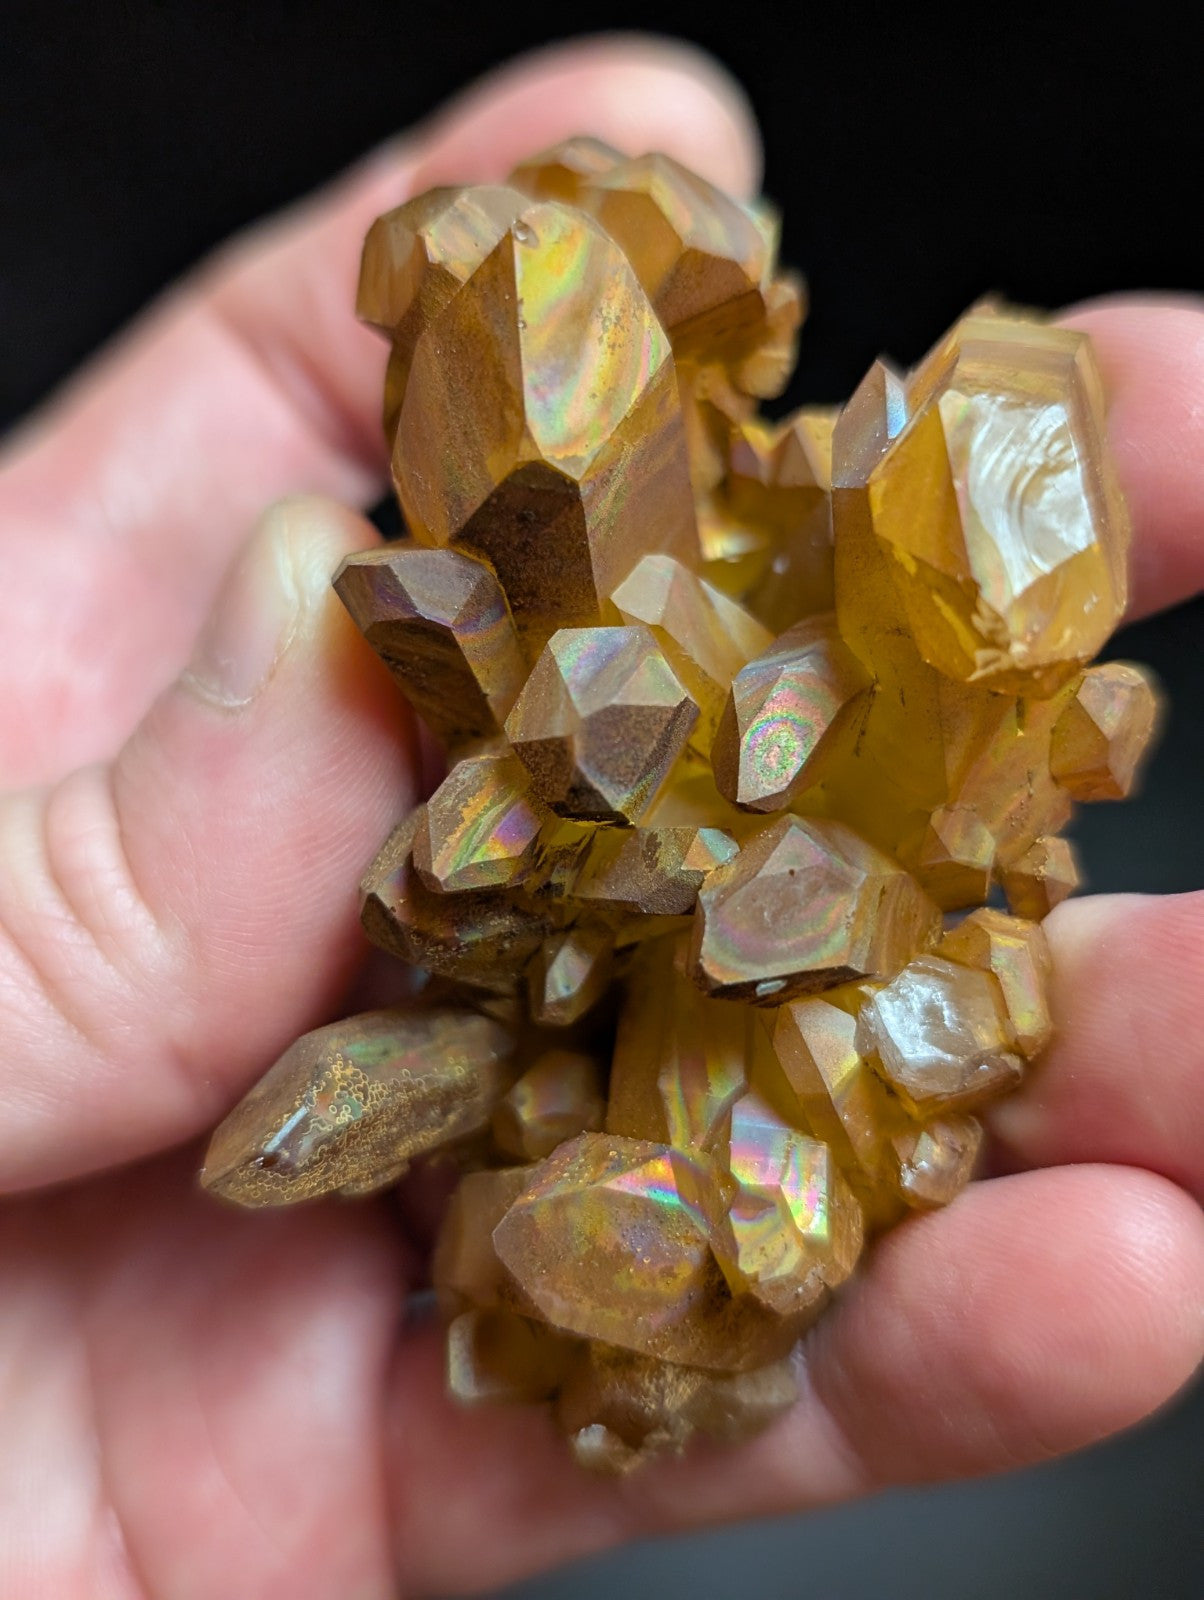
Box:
(1, 37, 1201, 1600)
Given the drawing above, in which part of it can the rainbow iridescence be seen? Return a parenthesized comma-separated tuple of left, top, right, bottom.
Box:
(199, 135, 1162, 1474)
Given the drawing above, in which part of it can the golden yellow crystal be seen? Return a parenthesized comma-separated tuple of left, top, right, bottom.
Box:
(578, 152, 770, 358)
(1003, 834, 1082, 919)
(938, 907, 1053, 1055)
(393, 201, 697, 646)
(604, 553, 772, 749)
(839, 312, 1130, 694)
(508, 135, 623, 204)
(574, 824, 738, 919)
(490, 1133, 725, 1356)
(889, 1114, 983, 1210)
(690, 816, 941, 1003)
(490, 1131, 801, 1373)
(201, 1008, 513, 1205)
(415, 750, 544, 892)
(727, 409, 836, 633)
(760, 995, 907, 1223)
(360, 810, 550, 992)
(525, 927, 614, 1026)
(711, 615, 869, 811)
(334, 546, 525, 747)
(493, 1048, 606, 1161)
(358, 184, 530, 438)
(912, 803, 997, 910)
(202, 141, 1163, 1472)
(1049, 661, 1160, 800)
(608, 934, 749, 1151)
(856, 955, 1023, 1115)
(505, 625, 698, 824)
(712, 1093, 864, 1316)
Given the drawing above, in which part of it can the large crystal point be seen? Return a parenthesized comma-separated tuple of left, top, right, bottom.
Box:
(393, 202, 698, 645)
(836, 310, 1130, 694)
(202, 1008, 513, 1205)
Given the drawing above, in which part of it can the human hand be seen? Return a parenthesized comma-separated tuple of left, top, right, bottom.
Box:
(0, 34, 1201, 1599)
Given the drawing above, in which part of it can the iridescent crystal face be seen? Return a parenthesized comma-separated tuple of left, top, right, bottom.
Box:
(200, 138, 1161, 1473)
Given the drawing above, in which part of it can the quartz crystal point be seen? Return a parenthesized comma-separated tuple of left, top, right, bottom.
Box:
(490, 1132, 802, 1372)
(201, 1008, 514, 1205)
(506, 625, 699, 824)
(1003, 834, 1082, 919)
(712, 1093, 864, 1316)
(508, 135, 623, 204)
(604, 553, 772, 749)
(836, 311, 1130, 694)
(856, 956, 1023, 1115)
(937, 908, 1053, 1056)
(712, 614, 870, 811)
(526, 927, 614, 1025)
(415, 750, 545, 893)
(575, 824, 738, 919)
(201, 141, 1163, 1474)
(729, 410, 836, 632)
(361, 811, 550, 991)
(577, 152, 771, 359)
(334, 546, 525, 747)
(492, 1048, 606, 1161)
(392, 200, 698, 646)
(358, 184, 531, 437)
(690, 816, 941, 1003)
(1049, 661, 1161, 800)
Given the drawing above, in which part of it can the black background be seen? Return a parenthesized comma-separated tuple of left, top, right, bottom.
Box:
(3, 3, 1201, 1596)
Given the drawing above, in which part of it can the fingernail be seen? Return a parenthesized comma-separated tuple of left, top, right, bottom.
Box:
(182, 504, 303, 710)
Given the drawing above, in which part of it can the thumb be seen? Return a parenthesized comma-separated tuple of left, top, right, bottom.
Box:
(0, 497, 414, 1194)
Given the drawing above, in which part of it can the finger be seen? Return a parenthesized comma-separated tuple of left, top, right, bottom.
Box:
(382, 1165, 1204, 1593)
(1059, 296, 1204, 618)
(0, 36, 760, 786)
(0, 1153, 410, 1600)
(987, 890, 1204, 1202)
(0, 496, 414, 1194)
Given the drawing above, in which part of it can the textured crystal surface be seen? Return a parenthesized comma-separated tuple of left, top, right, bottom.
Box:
(691, 816, 941, 1002)
(200, 142, 1162, 1472)
(334, 546, 525, 746)
(202, 1009, 513, 1204)
(506, 625, 698, 823)
(711, 615, 869, 811)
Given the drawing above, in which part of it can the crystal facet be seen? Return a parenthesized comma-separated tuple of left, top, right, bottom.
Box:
(712, 615, 869, 811)
(201, 1008, 513, 1205)
(690, 816, 941, 1003)
(505, 625, 699, 824)
(334, 546, 525, 747)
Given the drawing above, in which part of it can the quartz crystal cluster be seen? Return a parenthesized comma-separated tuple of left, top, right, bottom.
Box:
(202, 137, 1161, 1471)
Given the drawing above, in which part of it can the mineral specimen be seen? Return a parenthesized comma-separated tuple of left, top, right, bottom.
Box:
(201, 138, 1161, 1471)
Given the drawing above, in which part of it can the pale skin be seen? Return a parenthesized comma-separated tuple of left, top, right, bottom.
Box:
(0, 33, 1201, 1600)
